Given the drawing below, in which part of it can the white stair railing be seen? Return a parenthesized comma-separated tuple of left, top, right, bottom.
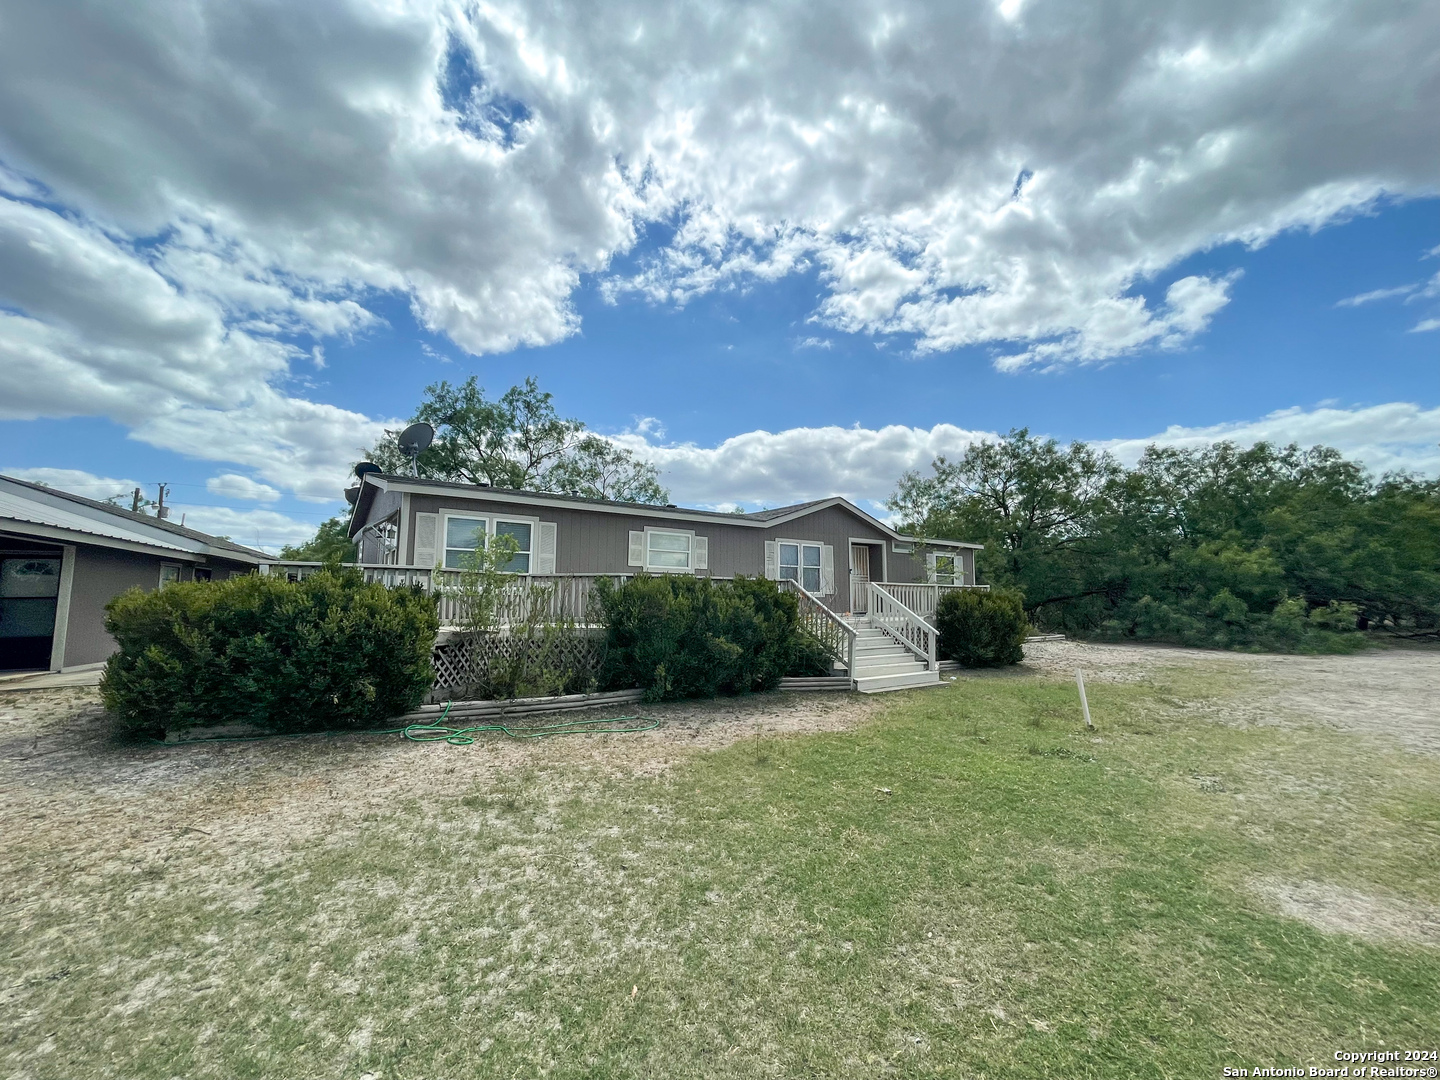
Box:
(866, 582, 937, 670)
(778, 578, 857, 675)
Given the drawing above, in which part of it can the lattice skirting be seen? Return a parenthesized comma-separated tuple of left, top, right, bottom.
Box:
(428, 629, 608, 702)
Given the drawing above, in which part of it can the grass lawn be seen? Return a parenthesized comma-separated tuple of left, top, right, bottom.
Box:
(5, 663, 1440, 1077)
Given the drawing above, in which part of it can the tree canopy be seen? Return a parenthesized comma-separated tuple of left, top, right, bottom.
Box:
(365, 376, 668, 504)
(889, 430, 1440, 650)
(278, 515, 357, 563)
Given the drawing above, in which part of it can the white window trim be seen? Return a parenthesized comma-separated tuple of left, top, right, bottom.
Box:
(930, 551, 961, 586)
(159, 562, 183, 588)
(643, 527, 695, 573)
(439, 511, 540, 574)
(777, 539, 823, 593)
(492, 516, 538, 575)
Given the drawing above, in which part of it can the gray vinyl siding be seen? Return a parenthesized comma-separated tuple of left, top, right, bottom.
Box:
(886, 544, 975, 584)
(59, 547, 256, 668)
(761, 504, 893, 608)
(62, 547, 167, 668)
(401, 494, 950, 608)
(406, 494, 759, 575)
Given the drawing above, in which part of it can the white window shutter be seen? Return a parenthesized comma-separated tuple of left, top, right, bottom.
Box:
(820, 544, 835, 595)
(693, 535, 708, 571)
(957, 553, 966, 586)
(925, 551, 937, 583)
(764, 540, 778, 580)
(413, 513, 439, 569)
(628, 530, 645, 567)
(536, 521, 557, 574)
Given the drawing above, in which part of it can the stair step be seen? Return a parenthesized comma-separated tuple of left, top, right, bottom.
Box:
(852, 661, 929, 678)
(854, 670, 943, 694)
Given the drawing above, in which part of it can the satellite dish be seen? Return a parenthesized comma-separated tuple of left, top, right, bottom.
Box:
(344, 485, 360, 505)
(354, 462, 381, 482)
(398, 422, 435, 454)
(397, 422, 435, 476)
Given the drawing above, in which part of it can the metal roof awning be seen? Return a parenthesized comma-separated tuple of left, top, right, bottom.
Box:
(0, 489, 200, 556)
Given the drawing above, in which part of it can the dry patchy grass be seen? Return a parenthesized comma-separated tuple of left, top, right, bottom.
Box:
(2, 644, 1438, 1078)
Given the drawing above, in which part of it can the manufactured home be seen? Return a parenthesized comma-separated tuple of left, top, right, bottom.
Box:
(335, 473, 985, 691)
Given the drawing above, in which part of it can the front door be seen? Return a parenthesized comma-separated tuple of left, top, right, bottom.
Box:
(850, 544, 870, 613)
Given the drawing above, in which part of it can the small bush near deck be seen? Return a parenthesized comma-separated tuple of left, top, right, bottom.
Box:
(101, 567, 439, 736)
(935, 587, 1027, 667)
(595, 575, 821, 701)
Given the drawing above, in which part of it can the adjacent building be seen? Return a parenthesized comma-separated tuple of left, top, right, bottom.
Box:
(0, 475, 267, 674)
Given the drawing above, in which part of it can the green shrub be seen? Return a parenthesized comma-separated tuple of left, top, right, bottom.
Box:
(101, 567, 439, 736)
(935, 588, 1027, 667)
(595, 575, 820, 701)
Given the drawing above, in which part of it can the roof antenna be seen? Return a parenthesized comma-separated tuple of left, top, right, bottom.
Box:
(396, 422, 435, 477)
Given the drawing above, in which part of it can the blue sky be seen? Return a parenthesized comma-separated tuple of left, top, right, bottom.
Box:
(1, 2, 1437, 550)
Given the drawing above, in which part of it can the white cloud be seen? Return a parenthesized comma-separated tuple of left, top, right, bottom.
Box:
(1100, 402, 1440, 477)
(0, 1, 1434, 388)
(1, 467, 144, 504)
(0, 0, 1438, 496)
(614, 401, 1440, 512)
(1336, 268, 1440, 329)
(1337, 284, 1417, 307)
(168, 504, 319, 554)
(1, 465, 323, 552)
(133, 389, 390, 502)
(206, 474, 282, 502)
(613, 422, 995, 510)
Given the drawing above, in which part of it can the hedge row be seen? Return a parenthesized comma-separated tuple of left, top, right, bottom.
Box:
(101, 568, 438, 736)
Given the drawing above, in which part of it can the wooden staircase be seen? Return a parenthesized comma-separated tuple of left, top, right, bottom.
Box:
(844, 617, 942, 693)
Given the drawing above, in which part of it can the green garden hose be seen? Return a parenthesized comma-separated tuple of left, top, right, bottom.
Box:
(153, 701, 662, 746)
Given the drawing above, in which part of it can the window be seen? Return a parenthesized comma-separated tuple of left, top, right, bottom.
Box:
(933, 554, 959, 585)
(493, 521, 532, 574)
(159, 563, 182, 588)
(443, 515, 487, 570)
(646, 529, 692, 571)
(442, 515, 534, 573)
(779, 542, 822, 593)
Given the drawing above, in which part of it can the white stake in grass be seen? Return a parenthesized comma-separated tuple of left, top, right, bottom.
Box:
(1076, 668, 1093, 729)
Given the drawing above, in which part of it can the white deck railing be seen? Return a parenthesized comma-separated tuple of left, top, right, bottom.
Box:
(262, 563, 733, 627)
(778, 578, 857, 674)
(872, 581, 988, 620)
(866, 582, 937, 669)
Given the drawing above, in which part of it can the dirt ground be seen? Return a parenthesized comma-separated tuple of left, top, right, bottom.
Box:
(1020, 637, 1440, 756)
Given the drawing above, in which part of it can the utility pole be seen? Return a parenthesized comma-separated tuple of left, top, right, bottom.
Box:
(156, 483, 171, 520)
(131, 487, 143, 513)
